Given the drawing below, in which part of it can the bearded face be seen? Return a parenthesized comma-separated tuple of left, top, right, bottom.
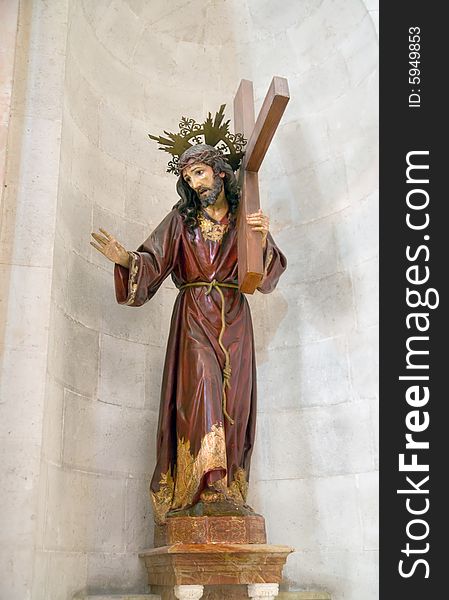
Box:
(197, 174, 224, 207)
(181, 162, 225, 207)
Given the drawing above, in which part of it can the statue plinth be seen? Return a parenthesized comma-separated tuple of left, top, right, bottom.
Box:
(140, 543, 292, 599)
(140, 514, 293, 599)
(154, 514, 267, 546)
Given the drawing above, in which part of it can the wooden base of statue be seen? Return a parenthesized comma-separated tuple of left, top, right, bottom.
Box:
(154, 514, 267, 546)
(140, 514, 293, 600)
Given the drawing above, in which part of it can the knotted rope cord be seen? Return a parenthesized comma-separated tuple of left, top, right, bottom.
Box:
(179, 279, 239, 425)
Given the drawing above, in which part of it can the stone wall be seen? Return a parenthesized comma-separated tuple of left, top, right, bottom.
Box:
(0, 0, 19, 193)
(0, 1, 378, 598)
(0, 0, 67, 597)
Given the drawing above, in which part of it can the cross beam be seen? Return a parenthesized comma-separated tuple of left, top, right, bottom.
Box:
(234, 77, 290, 294)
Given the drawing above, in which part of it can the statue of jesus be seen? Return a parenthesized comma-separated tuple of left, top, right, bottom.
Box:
(91, 143, 286, 525)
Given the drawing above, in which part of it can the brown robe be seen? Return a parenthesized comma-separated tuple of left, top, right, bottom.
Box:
(114, 208, 286, 524)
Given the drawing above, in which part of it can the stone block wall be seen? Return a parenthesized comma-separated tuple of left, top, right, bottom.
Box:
(0, 1, 66, 597)
(0, 1, 378, 598)
(0, 0, 19, 192)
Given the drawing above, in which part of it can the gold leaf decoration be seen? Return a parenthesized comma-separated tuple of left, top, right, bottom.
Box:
(197, 213, 229, 243)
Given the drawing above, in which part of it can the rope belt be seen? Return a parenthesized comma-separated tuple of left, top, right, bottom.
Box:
(179, 279, 239, 425)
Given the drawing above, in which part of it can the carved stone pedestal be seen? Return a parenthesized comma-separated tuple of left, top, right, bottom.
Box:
(141, 514, 293, 599)
(140, 543, 292, 599)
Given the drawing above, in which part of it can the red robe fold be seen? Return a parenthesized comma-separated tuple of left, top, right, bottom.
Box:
(114, 208, 286, 523)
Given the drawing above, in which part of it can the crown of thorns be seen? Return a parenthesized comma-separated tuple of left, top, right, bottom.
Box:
(148, 105, 246, 175)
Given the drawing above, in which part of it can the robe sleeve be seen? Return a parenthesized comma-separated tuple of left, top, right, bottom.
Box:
(256, 232, 287, 294)
(114, 209, 182, 306)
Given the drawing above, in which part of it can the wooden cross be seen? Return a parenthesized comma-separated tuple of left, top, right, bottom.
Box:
(233, 77, 290, 294)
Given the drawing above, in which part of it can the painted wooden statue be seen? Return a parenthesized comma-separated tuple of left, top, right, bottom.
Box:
(91, 91, 288, 525)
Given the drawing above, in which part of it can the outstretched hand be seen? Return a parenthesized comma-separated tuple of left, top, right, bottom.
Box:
(246, 209, 270, 249)
(90, 228, 130, 268)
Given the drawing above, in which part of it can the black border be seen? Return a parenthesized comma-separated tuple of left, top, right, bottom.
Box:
(380, 2, 444, 597)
